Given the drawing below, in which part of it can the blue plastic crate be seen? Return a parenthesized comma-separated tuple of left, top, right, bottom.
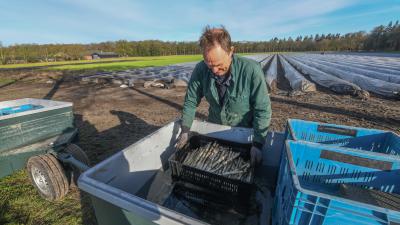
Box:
(285, 119, 400, 156)
(0, 104, 43, 116)
(273, 140, 400, 225)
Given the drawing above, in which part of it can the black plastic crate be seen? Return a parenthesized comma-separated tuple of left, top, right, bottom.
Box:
(169, 134, 255, 199)
(167, 181, 257, 215)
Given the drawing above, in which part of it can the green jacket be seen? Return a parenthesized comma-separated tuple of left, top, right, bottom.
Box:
(181, 54, 272, 145)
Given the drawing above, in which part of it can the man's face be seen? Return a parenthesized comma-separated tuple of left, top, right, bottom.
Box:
(203, 45, 233, 76)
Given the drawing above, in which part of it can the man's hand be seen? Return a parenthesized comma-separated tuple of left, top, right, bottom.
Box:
(250, 146, 262, 167)
(175, 124, 190, 150)
(175, 131, 189, 150)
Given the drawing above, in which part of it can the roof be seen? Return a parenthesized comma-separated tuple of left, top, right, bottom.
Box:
(91, 52, 118, 56)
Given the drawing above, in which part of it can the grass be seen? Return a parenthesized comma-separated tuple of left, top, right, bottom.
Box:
(0, 170, 91, 225)
(0, 53, 258, 71)
(47, 55, 203, 71)
(0, 55, 203, 71)
(0, 56, 170, 69)
(0, 78, 16, 86)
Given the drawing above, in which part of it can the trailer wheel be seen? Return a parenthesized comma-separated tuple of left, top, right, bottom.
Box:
(65, 143, 90, 187)
(27, 154, 69, 201)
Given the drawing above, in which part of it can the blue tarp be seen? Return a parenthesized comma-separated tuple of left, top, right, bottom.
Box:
(0, 104, 43, 116)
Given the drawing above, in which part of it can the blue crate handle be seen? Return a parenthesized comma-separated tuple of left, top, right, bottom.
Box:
(320, 150, 393, 170)
(317, 124, 358, 137)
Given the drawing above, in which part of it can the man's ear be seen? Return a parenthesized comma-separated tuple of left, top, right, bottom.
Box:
(229, 46, 234, 57)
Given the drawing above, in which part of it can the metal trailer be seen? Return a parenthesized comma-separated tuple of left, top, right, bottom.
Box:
(0, 98, 90, 201)
(78, 120, 284, 225)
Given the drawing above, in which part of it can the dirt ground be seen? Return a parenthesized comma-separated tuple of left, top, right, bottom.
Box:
(0, 69, 399, 224)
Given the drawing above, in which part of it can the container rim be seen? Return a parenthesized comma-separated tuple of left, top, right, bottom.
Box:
(287, 118, 399, 137)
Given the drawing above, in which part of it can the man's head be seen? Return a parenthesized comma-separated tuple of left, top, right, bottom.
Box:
(199, 26, 234, 76)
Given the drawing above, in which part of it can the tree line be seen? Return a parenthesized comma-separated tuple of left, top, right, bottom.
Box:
(0, 21, 399, 64)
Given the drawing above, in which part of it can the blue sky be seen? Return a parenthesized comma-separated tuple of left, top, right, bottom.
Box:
(1, 0, 399, 46)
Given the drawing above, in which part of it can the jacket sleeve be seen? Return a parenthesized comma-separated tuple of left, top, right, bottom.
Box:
(250, 63, 272, 146)
(181, 63, 204, 129)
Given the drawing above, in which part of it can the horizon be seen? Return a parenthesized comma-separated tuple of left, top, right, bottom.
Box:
(1, 0, 399, 46)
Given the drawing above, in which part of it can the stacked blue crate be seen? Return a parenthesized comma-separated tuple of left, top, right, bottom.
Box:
(273, 119, 400, 224)
(273, 140, 400, 225)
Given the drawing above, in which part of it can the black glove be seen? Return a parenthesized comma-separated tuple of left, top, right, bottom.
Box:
(250, 142, 263, 167)
(175, 126, 190, 150)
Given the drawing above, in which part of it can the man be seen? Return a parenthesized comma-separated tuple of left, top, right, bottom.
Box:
(176, 26, 272, 166)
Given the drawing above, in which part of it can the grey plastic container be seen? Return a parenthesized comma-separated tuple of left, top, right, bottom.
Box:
(0, 98, 74, 152)
(78, 120, 283, 225)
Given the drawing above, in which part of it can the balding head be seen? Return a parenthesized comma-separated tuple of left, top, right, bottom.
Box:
(199, 25, 234, 76)
(199, 25, 233, 54)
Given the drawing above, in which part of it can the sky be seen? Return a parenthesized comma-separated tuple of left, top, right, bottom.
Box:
(0, 0, 399, 46)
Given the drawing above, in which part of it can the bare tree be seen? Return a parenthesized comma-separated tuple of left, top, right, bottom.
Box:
(0, 41, 4, 64)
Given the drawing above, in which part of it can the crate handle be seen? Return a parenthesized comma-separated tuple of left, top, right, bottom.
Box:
(317, 125, 358, 137)
(321, 150, 393, 170)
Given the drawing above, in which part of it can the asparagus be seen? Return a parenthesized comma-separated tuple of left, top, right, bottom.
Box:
(180, 141, 253, 182)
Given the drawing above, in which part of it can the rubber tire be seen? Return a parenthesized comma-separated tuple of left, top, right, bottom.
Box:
(65, 143, 90, 187)
(27, 154, 69, 201)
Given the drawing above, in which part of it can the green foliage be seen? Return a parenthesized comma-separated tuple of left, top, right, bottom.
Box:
(364, 21, 400, 51)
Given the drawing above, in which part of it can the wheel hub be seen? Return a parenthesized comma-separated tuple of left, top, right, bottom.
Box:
(32, 167, 50, 194)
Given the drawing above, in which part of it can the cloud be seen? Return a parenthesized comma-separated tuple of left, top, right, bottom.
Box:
(60, 0, 359, 37)
(230, 0, 359, 38)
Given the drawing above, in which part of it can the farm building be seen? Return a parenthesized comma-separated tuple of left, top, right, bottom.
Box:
(91, 52, 119, 59)
(83, 55, 93, 60)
